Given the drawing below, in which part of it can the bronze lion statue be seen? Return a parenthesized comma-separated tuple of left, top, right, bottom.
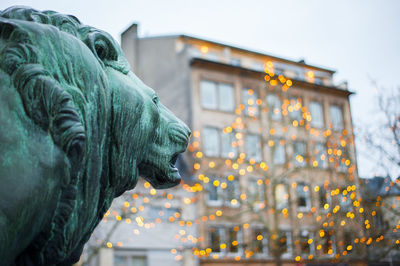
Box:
(0, 6, 190, 265)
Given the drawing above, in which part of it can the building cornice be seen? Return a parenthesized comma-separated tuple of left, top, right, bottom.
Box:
(190, 58, 354, 97)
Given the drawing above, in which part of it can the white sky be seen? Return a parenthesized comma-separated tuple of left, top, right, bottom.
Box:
(1, 0, 399, 177)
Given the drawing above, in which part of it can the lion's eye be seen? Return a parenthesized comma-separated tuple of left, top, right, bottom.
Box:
(152, 95, 159, 105)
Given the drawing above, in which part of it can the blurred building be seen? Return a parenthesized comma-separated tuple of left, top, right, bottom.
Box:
(85, 23, 366, 266)
(83, 182, 196, 266)
(360, 176, 400, 264)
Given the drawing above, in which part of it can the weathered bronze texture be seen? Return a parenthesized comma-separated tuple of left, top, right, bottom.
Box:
(0, 6, 190, 265)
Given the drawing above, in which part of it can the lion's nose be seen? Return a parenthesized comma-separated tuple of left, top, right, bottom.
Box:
(169, 123, 191, 146)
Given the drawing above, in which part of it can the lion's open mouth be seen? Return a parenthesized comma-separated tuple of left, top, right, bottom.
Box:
(140, 149, 184, 189)
(169, 153, 179, 169)
(140, 123, 190, 189)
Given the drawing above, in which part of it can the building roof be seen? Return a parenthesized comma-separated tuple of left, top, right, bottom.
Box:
(190, 58, 353, 95)
(129, 27, 337, 74)
(180, 34, 336, 74)
(360, 176, 400, 200)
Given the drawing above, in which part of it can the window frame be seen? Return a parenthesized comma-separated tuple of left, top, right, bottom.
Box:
(114, 250, 147, 266)
(337, 148, 350, 173)
(220, 130, 238, 159)
(251, 226, 269, 257)
(300, 229, 315, 256)
(202, 127, 238, 159)
(329, 104, 344, 131)
(279, 230, 293, 258)
(251, 61, 264, 72)
(266, 93, 282, 121)
(208, 225, 243, 256)
(200, 79, 235, 112)
(293, 141, 307, 167)
(312, 142, 328, 169)
(272, 138, 286, 165)
(227, 226, 243, 255)
(288, 96, 303, 122)
(206, 175, 224, 207)
(242, 87, 260, 117)
(319, 186, 332, 212)
(229, 57, 241, 66)
(296, 183, 311, 212)
(343, 231, 354, 254)
(339, 194, 352, 212)
(202, 127, 220, 157)
(209, 226, 225, 254)
(245, 133, 263, 162)
(321, 231, 336, 257)
(309, 101, 325, 128)
(275, 183, 289, 210)
(225, 176, 241, 208)
(206, 175, 240, 208)
(148, 206, 181, 221)
(248, 178, 265, 209)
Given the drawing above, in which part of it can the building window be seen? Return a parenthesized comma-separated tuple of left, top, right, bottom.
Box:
(252, 227, 268, 255)
(300, 230, 315, 256)
(226, 177, 240, 207)
(319, 186, 331, 211)
(251, 61, 264, 72)
(309, 101, 324, 128)
(322, 231, 336, 256)
(296, 183, 311, 211)
(209, 226, 242, 255)
(203, 127, 237, 158)
(207, 176, 223, 206)
(266, 94, 282, 121)
(221, 131, 237, 158)
(230, 58, 241, 66)
(228, 226, 242, 253)
(209, 226, 224, 253)
(275, 184, 289, 210)
(343, 232, 353, 254)
(200, 80, 234, 112)
(275, 68, 284, 76)
(148, 206, 181, 221)
(288, 97, 302, 121)
(373, 211, 386, 230)
(248, 179, 264, 205)
(272, 139, 286, 165)
(203, 127, 219, 157)
(338, 149, 350, 172)
(312, 143, 328, 169)
(314, 77, 323, 85)
(218, 83, 235, 112)
(293, 141, 306, 167)
(284, 69, 300, 79)
(330, 105, 343, 131)
(204, 51, 219, 61)
(245, 134, 262, 162)
(339, 194, 352, 212)
(278, 230, 292, 257)
(207, 175, 240, 207)
(114, 254, 146, 266)
(242, 88, 259, 117)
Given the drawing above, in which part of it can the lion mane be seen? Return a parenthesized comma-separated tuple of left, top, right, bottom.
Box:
(0, 6, 189, 266)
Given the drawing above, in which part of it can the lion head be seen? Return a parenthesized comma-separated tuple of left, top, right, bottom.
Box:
(0, 6, 190, 265)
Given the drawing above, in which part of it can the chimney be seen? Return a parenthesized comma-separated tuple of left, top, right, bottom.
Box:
(121, 23, 139, 73)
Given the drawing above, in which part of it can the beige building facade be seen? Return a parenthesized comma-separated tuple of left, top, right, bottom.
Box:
(92, 23, 367, 266)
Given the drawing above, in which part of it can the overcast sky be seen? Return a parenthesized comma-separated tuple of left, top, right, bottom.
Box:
(1, 0, 399, 177)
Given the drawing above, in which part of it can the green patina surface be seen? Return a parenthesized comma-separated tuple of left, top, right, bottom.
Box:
(0, 6, 190, 266)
